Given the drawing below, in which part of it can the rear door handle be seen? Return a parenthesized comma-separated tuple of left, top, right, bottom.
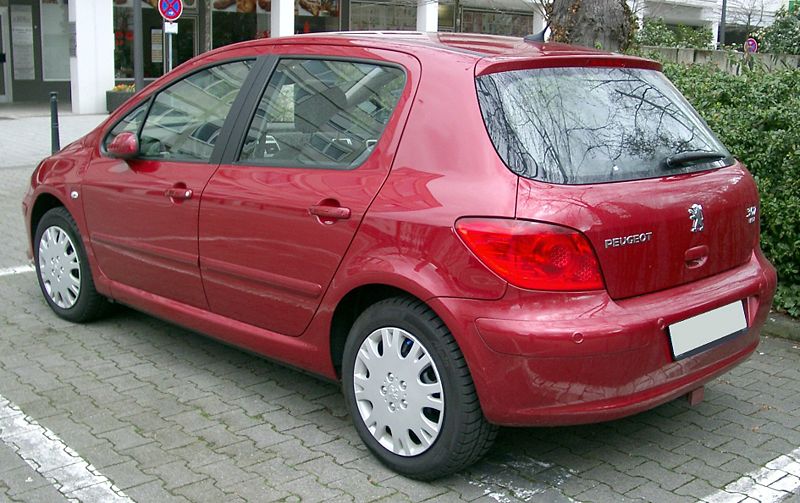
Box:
(165, 187, 193, 200)
(309, 205, 351, 221)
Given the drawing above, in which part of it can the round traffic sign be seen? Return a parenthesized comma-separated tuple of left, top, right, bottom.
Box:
(745, 37, 759, 53)
(158, 0, 183, 22)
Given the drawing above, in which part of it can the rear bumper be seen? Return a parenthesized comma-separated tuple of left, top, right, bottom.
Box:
(431, 249, 777, 426)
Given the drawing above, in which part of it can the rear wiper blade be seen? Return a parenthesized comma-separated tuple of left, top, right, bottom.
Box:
(663, 151, 727, 169)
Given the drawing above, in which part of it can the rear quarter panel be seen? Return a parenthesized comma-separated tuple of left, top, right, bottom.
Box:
(321, 46, 517, 314)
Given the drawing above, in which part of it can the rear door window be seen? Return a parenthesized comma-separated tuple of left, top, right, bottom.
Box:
(477, 67, 732, 184)
(239, 58, 405, 169)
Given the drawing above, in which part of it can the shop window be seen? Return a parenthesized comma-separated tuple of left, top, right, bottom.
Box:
(113, 2, 198, 80)
(460, 9, 533, 37)
(211, 1, 270, 49)
(40, 0, 70, 81)
(350, 1, 416, 31)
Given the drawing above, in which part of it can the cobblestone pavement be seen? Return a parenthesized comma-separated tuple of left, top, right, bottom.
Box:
(2, 151, 800, 501)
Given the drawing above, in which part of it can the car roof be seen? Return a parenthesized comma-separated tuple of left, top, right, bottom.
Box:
(218, 32, 662, 74)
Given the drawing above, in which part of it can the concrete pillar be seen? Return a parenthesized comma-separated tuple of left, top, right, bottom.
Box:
(272, 0, 294, 37)
(68, 0, 114, 114)
(417, 0, 438, 32)
(710, 21, 720, 49)
(532, 9, 546, 33)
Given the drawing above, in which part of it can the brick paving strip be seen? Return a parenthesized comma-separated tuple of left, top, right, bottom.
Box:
(703, 448, 800, 503)
(0, 393, 134, 502)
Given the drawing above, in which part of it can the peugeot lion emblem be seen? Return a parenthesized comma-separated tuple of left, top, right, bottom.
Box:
(689, 204, 704, 233)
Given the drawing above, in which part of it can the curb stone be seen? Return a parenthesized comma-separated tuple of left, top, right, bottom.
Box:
(763, 312, 800, 342)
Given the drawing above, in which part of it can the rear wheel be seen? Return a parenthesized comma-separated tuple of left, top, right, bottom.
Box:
(342, 296, 497, 479)
(34, 207, 108, 323)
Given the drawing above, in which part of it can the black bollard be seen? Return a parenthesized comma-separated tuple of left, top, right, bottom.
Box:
(50, 92, 60, 154)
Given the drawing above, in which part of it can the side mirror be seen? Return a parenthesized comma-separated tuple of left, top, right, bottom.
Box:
(107, 131, 139, 159)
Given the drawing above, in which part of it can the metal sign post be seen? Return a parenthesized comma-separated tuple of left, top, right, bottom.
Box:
(157, 0, 182, 74)
(164, 21, 178, 72)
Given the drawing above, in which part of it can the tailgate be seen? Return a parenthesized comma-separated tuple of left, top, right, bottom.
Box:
(516, 164, 760, 299)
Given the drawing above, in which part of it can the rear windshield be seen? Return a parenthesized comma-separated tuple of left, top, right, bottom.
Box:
(476, 67, 732, 185)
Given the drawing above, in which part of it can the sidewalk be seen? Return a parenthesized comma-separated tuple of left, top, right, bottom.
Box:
(0, 102, 107, 169)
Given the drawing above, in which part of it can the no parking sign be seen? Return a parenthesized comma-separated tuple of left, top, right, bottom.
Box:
(158, 0, 183, 22)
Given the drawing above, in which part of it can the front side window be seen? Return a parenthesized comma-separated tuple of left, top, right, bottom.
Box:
(240, 58, 405, 169)
(477, 67, 732, 185)
(104, 102, 148, 150)
(138, 59, 254, 162)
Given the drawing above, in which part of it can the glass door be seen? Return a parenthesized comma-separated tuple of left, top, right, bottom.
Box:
(174, 16, 197, 68)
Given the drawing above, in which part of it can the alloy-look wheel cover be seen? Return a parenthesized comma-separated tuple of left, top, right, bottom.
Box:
(353, 327, 445, 457)
(38, 226, 81, 309)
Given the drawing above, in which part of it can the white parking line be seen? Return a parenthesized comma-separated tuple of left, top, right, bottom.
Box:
(702, 447, 800, 503)
(0, 264, 35, 277)
(0, 394, 134, 503)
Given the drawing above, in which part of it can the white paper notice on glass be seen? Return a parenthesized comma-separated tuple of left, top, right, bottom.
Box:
(11, 5, 35, 80)
(151, 28, 163, 64)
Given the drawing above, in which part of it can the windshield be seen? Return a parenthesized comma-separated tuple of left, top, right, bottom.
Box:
(476, 67, 732, 185)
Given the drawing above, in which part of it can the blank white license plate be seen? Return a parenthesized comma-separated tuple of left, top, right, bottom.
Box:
(668, 300, 748, 360)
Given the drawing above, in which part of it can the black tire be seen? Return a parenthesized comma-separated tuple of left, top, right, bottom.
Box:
(342, 296, 497, 480)
(33, 207, 109, 323)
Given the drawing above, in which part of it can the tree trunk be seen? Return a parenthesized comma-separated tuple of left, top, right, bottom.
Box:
(548, 0, 634, 52)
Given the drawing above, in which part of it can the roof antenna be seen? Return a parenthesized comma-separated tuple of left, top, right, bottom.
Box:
(524, 23, 549, 43)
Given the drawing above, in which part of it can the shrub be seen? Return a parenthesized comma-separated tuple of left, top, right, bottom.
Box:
(753, 7, 800, 55)
(663, 63, 800, 316)
(637, 18, 713, 49)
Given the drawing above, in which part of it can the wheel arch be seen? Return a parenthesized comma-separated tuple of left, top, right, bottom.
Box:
(329, 283, 430, 378)
(30, 192, 67, 246)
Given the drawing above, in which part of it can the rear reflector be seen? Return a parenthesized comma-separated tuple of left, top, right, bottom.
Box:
(455, 218, 604, 291)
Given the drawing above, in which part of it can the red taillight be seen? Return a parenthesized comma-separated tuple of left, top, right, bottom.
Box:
(455, 218, 604, 291)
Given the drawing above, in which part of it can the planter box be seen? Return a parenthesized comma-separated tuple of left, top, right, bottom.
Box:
(106, 91, 134, 113)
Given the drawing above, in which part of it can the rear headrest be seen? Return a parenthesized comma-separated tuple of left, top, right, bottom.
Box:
(295, 87, 347, 133)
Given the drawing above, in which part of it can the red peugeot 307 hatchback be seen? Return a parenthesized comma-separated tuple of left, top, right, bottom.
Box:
(23, 32, 776, 478)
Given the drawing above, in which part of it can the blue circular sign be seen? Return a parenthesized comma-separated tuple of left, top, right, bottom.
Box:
(745, 37, 759, 53)
(158, 0, 183, 22)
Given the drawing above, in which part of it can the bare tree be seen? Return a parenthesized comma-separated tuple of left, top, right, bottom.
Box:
(727, 0, 767, 32)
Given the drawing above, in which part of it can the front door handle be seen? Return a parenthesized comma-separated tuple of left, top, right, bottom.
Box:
(309, 204, 351, 223)
(165, 187, 193, 200)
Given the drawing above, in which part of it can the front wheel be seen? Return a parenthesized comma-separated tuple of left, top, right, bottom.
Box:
(34, 207, 108, 323)
(342, 297, 497, 479)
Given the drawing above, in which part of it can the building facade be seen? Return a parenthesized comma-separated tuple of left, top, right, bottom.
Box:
(634, 0, 788, 46)
(0, 0, 787, 111)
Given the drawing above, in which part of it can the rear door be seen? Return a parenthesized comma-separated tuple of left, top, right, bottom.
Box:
(477, 64, 759, 298)
(199, 49, 419, 336)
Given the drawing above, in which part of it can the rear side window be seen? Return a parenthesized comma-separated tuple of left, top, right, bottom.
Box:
(477, 67, 731, 185)
(239, 58, 405, 169)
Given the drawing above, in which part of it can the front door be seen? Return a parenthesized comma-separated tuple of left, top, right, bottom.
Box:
(199, 55, 415, 336)
(82, 59, 255, 308)
(0, 8, 11, 103)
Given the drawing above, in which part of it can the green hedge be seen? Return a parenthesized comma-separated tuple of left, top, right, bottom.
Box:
(663, 63, 800, 316)
(637, 18, 713, 49)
